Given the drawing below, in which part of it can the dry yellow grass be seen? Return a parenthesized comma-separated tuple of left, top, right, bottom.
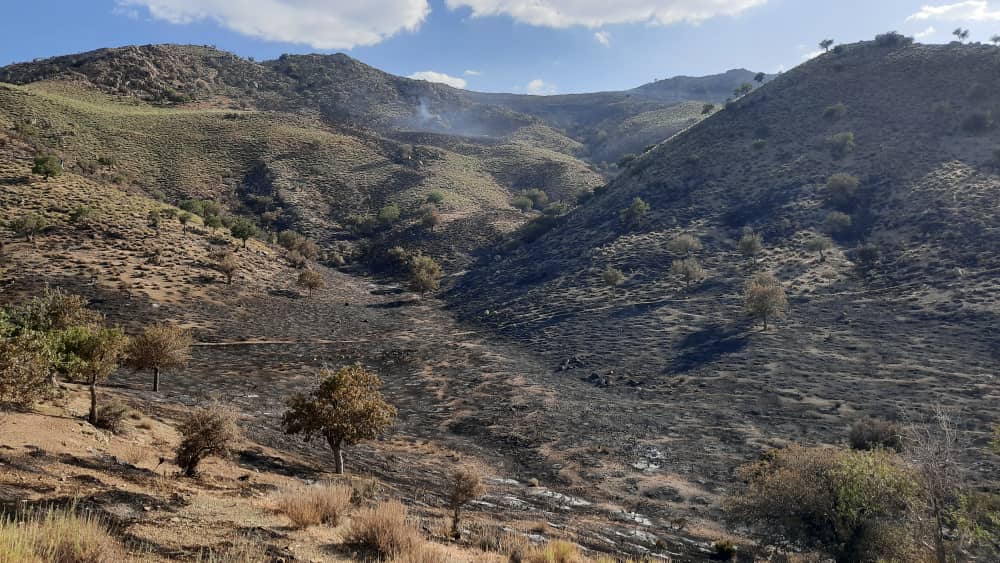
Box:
(0, 505, 126, 563)
(346, 499, 422, 558)
(274, 482, 353, 528)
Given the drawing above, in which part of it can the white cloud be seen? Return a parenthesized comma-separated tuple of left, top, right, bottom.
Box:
(408, 71, 467, 89)
(446, 0, 767, 28)
(594, 30, 611, 46)
(464, 69, 482, 76)
(526, 78, 558, 95)
(116, 0, 431, 49)
(907, 1, 1000, 22)
(915, 25, 937, 38)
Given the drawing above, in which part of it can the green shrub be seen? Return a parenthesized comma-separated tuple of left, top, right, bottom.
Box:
(230, 218, 259, 249)
(874, 31, 913, 48)
(824, 102, 848, 120)
(512, 195, 534, 212)
(751, 139, 767, 151)
(826, 173, 860, 209)
(619, 197, 650, 230)
(377, 204, 401, 225)
(32, 154, 62, 180)
(827, 132, 856, 159)
(408, 254, 443, 294)
(68, 206, 96, 225)
(10, 214, 48, 242)
(0, 333, 53, 411)
(95, 399, 130, 434)
(175, 404, 241, 477)
(425, 190, 445, 204)
(601, 267, 625, 297)
(824, 211, 853, 236)
(701, 103, 715, 115)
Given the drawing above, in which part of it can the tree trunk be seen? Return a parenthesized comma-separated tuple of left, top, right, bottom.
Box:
(328, 435, 345, 474)
(451, 506, 462, 539)
(88, 377, 98, 425)
(762, 314, 768, 331)
(153, 366, 160, 392)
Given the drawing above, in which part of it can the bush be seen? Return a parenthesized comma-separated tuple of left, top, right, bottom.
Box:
(826, 173, 860, 209)
(713, 539, 738, 561)
(672, 258, 705, 289)
(727, 446, 917, 562)
(230, 218, 259, 249)
(418, 204, 441, 230)
(824, 211, 853, 237)
(210, 251, 238, 284)
(377, 204, 401, 225)
(68, 206, 96, 225)
(702, 103, 715, 114)
(855, 243, 880, 269)
(827, 132, 856, 159)
(751, 139, 767, 151)
(175, 404, 240, 477)
(601, 267, 625, 297)
(824, 103, 848, 120)
(296, 269, 325, 296)
(512, 195, 534, 212)
(849, 417, 902, 452)
(425, 190, 445, 204)
(668, 234, 702, 256)
(345, 500, 420, 558)
(276, 483, 353, 528)
(0, 333, 53, 411)
(738, 230, 764, 265)
(745, 272, 786, 330)
(0, 505, 126, 563)
(408, 254, 443, 295)
(95, 399, 130, 434)
(448, 467, 485, 538)
(32, 154, 62, 180)
(806, 234, 834, 261)
(525, 540, 582, 563)
(874, 31, 913, 48)
(619, 197, 650, 230)
(10, 213, 48, 242)
(520, 188, 549, 210)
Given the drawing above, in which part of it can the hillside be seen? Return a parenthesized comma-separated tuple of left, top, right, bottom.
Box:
(452, 40, 1000, 494)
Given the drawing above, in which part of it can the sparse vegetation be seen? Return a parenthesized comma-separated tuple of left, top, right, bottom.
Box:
(806, 234, 834, 261)
(11, 213, 48, 242)
(275, 483, 353, 528)
(345, 500, 420, 558)
(668, 234, 702, 256)
(408, 253, 443, 295)
(175, 404, 241, 477)
(672, 257, 705, 289)
(738, 229, 764, 266)
(744, 272, 786, 330)
(824, 102, 848, 120)
(0, 504, 126, 562)
(281, 364, 397, 474)
(849, 417, 902, 452)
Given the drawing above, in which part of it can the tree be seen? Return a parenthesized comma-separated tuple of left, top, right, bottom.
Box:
(204, 214, 223, 232)
(734, 83, 754, 97)
(419, 204, 441, 231)
(738, 230, 764, 266)
(672, 258, 705, 289)
(826, 173, 860, 209)
(57, 326, 128, 425)
(378, 204, 401, 226)
(281, 364, 397, 474)
(512, 195, 534, 212)
(668, 234, 702, 256)
(178, 212, 193, 232)
(820, 39, 835, 52)
(426, 190, 445, 204)
(448, 467, 485, 539)
(211, 251, 238, 284)
(727, 446, 918, 563)
(32, 154, 62, 180)
(601, 267, 625, 297)
(745, 272, 786, 330)
(230, 218, 258, 249)
(408, 254, 443, 295)
(991, 34, 1000, 46)
(126, 324, 192, 392)
(855, 243, 880, 270)
(825, 211, 853, 237)
(0, 333, 53, 410)
(953, 28, 970, 42)
(175, 404, 240, 477)
(806, 234, 834, 261)
(619, 197, 650, 230)
(11, 214, 48, 242)
(754, 72, 766, 84)
(297, 269, 325, 296)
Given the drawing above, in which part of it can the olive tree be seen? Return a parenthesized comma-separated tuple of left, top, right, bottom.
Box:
(57, 325, 129, 425)
(282, 364, 397, 474)
(296, 269, 325, 296)
(126, 324, 192, 392)
(745, 272, 787, 330)
(230, 218, 258, 249)
(820, 39, 835, 52)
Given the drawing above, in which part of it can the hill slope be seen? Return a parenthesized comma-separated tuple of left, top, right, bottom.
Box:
(451, 41, 1000, 486)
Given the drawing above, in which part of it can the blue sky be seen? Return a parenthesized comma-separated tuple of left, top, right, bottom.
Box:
(1, 1, 997, 94)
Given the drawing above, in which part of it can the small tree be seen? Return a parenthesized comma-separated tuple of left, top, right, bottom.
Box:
(953, 28, 970, 42)
(212, 252, 240, 285)
(991, 34, 1000, 46)
(175, 404, 240, 477)
(806, 234, 834, 261)
(619, 197, 650, 230)
(204, 214, 223, 232)
(58, 326, 129, 425)
(668, 234, 702, 256)
(419, 204, 441, 231)
(32, 155, 62, 180)
(512, 195, 534, 212)
(734, 83, 753, 97)
(426, 190, 445, 204)
(281, 364, 397, 474)
(377, 204, 401, 226)
(448, 467, 486, 539)
(230, 218, 258, 249)
(855, 243, 880, 270)
(825, 211, 853, 237)
(409, 254, 443, 295)
(672, 258, 705, 289)
(827, 132, 856, 159)
(826, 173, 860, 209)
(754, 72, 766, 84)
(11, 214, 48, 242)
(297, 269, 325, 296)
(178, 212, 193, 233)
(126, 324, 192, 392)
(738, 230, 764, 266)
(0, 333, 53, 410)
(745, 272, 787, 330)
(820, 39, 835, 52)
(601, 267, 625, 297)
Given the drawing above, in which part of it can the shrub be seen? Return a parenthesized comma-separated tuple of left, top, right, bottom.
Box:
(824, 211, 853, 237)
(668, 234, 702, 256)
(10, 213, 48, 242)
(296, 269, 325, 296)
(408, 254, 443, 295)
(0, 333, 53, 411)
(713, 539, 738, 561)
(512, 195, 534, 212)
(345, 500, 420, 558)
(95, 399, 130, 434)
(175, 404, 240, 477)
(448, 467, 486, 538)
(0, 505, 126, 562)
(824, 102, 848, 120)
(426, 190, 445, 204)
(32, 154, 62, 180)
(378, 204, 401, 225)
(962, 112, 994, 135)
(209, 250, 238, 285)
(601, 267, 625, 297)
(806, 234, 834, 261)
(738, 230, 764, 265)
(619, 197, 650, 230)
(744, 272, 786, 330)
(68, 206, 96, 225)
(126, 324, 192, 392)
(178, 212, 193, 231)
(520, 188, 549, 210)
(850, 417, 902, 452)
(727, 446, 917, 562)
(855, 243, 880, 269)
(827, 132, 856, 159)
(276, 483, 353, 528)
(230, 218, 258, 249)
(874, 31, 913, 48)
(672, 258, 705, 289)
(282, 364, 397, 475)
(525, 540, 582, 563)
(826, 173, 860, 209)
(418, 204, 441, 231)
(701, 103, 715, 115)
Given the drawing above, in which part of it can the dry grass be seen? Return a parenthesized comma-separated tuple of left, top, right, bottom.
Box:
(0, 505, 126, 563)
(274, 482, 353, 528)
(194, 538, 270, 563)
(346, 500, 422, 558)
